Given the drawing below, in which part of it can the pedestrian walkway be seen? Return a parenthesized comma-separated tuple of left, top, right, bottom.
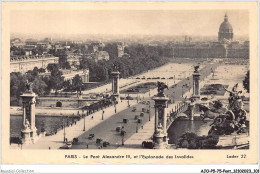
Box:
(11, 99, 136, 149)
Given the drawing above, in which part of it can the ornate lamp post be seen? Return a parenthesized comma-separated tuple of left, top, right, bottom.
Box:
(83, 114, 86, 131)
(136, 121, 139, 133)
(62, 114, 66, 143)
(127, 93, 130, 107)
(149, 103, 151, 121)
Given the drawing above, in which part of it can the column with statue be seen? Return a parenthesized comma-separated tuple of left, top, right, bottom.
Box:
(153, 82, 169, 149)
(191, 65, 201, 100)
(20, 80, 38, 144)
(111, 64, 120, 102)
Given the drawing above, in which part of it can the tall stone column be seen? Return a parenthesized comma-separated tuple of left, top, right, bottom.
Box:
(111, 65, 120, 101)
(192, 66, 200, 100)
(20, 82, 38, 144)
(153, 96, 169, 149)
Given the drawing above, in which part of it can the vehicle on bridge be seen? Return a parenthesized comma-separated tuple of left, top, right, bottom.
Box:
(142, 140, 154, 149)
(60, 142, 72, 149)
(88, 134, 95, 140)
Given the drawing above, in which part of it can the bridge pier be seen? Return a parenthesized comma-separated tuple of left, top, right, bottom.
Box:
(191, 66, 201, 101)
(153, 96, 169, 149)
(20, 90, 39, 144)
(111, 67, 120, 102)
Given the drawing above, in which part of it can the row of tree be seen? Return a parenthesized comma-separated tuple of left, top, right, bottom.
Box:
(79, 44, 169, 82)
(10, 65, 83, 105)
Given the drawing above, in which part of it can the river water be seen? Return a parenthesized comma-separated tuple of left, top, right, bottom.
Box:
(167, 119, 212, 144)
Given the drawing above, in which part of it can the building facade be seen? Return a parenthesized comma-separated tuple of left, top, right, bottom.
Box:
(10, 54, 59, 73)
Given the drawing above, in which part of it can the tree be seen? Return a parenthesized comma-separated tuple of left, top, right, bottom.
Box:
(243, 70, 249, 93)
(32, 77, 47, 96)
(49, 69, 64, 95)
(72, 74, 82, 95)
(47, 63, 64, 94)
(10, 72, 26, 105)
(47, 63, 59, 72)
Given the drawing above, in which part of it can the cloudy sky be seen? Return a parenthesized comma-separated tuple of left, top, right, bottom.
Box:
(10, 10, 248, 37)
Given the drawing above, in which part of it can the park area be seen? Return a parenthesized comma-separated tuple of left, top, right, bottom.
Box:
(200, 84, 229, 96)
(120, 82, 157, 94)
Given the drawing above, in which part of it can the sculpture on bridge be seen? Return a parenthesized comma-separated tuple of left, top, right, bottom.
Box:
(24, 119, 31, 130)
(25, 80, 33, 93)
(112, 63, 118, 71)
(157, 81, 168, 97)
(194, 65, 200, 73)
(197, 83, 247, 136)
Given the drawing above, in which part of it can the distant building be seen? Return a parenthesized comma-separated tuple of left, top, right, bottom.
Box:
(172, 14, 249, 59)
(218, 13, 233, 43)
(92, 51, 110, 62)
(10, 54, 59, 73)
(117, 42, 125, 58)
(40, 68, 90, 84)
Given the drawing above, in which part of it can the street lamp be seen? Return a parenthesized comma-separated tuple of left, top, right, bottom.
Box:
(83, 114, 86, 131)
(127, 93, 130, 107)
(182, 85, 184, 97)
(149, 103, 151, 121)
(62, 114, 66, 143)
(136, 121, 139, 133)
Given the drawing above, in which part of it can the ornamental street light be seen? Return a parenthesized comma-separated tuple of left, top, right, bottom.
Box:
(149, 103, 151, 121)
(127, 94, 130, 107)
(136, 122, 139, 133)
(83, 114, 86, 131)
(102, 110, 104, 120)
(62, 114, 66, 143)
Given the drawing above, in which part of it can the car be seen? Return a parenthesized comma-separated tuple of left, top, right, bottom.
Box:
(103, 141, 110, 147)
(116, 127, 121, 132)
(96, 138, 103, 144)
(134, 115, 139, 120)
(136, 77, 140, 79)
(138, 118, 142, 123)
(121, 130, 126, 136)
(140, 112, 144, 117)
(142, 140, 154, 149)
(88, 134, 95, 139)
(161, 77, 166, 79)
(132, 107, 136, 112)
(60, 142, 72, 149)
(123, 118, 129, 123)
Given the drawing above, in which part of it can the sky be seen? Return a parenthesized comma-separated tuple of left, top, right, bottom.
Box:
(10, 10, 249, 37)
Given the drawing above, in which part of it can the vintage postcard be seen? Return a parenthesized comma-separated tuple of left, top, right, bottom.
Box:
(1, 1, 258, 165)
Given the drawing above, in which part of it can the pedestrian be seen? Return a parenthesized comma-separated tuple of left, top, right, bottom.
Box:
(141, 125, 144, 129)
(115, 108, 117, 113)
(86, 144, 88, 149)
(65, 138, 68, 143)
(49, 146, 51, 150)
(91, 116, 94, 120)
(75, 121, 76, 125)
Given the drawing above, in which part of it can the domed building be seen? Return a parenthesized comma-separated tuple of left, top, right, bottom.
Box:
(218, 14, 233, 43)
(171, 13, 249, 59)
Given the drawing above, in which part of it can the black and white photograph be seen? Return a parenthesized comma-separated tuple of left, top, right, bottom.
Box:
(1, 1, 258, 166)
